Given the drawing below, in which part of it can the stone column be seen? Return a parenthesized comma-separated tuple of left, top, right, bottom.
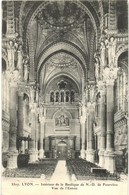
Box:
(17, 45, 24, 81)
(7, 70, 19, 168)
(103, 67, 117, 173)
(17, 91, 24, 153)
(35, 109, 39, 161)
(98, 81, 106, 167)
(29, 103, 37, 163)
(86, 103, 95, 163)
(21, 140, 25, 154)
(39, 116, 45, 159)
(80, 116, 86, 159)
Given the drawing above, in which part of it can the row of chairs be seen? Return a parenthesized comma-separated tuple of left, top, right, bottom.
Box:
(66, 159, 117, 180)
(3, 159, 58, 179)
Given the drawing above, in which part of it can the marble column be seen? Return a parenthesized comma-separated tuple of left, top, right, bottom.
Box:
(7, 71, 19, 168)
(29, 103, 37, 163)
(35, 112, 39, 161)
(39, 116, 45, 159)
(80, 116, 86, 159)
(86, 103, 95, 163)
(103, 68, 117, 173)
(98, 82, 106, 167)
(17, 91, 24, 153)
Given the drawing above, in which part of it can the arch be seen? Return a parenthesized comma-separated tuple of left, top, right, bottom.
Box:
(115, 44, 128, 67)
(71, 91, 75, 102)
(50, 91, 54, 103)
(43, 72, 80, 96)
(23, 93, 30, 101)
(52, 108, 72, 119)
(66, 91, 70, 102)
(29, 1, 99, 33)
(37, 43, 87, 77)
(36, 31, 87, 59)
(21, 1, 100, 53)
(38, 50, 85, 90)
(57, 140, 67, 145)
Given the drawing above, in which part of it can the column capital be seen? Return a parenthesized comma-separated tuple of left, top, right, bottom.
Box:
(103, 67, 118, 85)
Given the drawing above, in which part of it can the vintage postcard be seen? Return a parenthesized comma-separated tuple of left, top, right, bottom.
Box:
(1, 0, 128, 195)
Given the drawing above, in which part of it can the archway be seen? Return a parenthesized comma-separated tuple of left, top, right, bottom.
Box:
(57, 141, 67, 160)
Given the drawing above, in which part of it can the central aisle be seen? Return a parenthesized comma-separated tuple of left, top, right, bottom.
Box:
(50, 160, 70, 182)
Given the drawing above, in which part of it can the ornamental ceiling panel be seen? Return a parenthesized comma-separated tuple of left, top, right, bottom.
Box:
(39, 52, 84, 89)
(19, 0, 100, 54)
(37, 42, 87, 74)
(36, 1, 85, 29)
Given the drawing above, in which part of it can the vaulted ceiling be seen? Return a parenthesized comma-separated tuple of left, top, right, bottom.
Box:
(3, 1, 103, 92)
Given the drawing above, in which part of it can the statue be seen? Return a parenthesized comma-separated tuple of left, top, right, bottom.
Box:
(108, 36, 116, 66)
(17, 45, 23, 70)
(24, 59, 29, 82)
(7, 40, 14, 70)
(100, 41, 106, 67)
(60, 115, 65, 125)
(94, 56, 100, 82)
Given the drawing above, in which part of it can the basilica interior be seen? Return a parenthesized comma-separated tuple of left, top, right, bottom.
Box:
(2, 0, 128, 176)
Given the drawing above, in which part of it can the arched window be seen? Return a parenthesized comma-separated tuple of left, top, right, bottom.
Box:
(61, 91, 64, 102)
(56, 92, 59, 102)
(50, 92, 54, 102)
(66, 91, 69, 102)
(71, 91, 75, 102)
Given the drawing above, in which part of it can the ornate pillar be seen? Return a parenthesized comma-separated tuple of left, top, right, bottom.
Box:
(7, 70, 19, 168)
(86, 82, 95, 163)
(80, 115, 86, 159)
(17, 45, 24, 81)
(86, 102, 95, 163)
(103, 67, 117, 173)
(39, 114, 45, 159)
(98, 81, 106, 167)
(35, 110, 39, 161)
(17, 91, 24, 153)
(29, 102, 37, 162)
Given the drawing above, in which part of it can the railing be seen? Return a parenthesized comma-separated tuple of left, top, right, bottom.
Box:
(116, 34, 128, 43)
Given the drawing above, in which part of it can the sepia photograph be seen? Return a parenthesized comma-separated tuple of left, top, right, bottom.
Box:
(1, 0, 128, 195)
